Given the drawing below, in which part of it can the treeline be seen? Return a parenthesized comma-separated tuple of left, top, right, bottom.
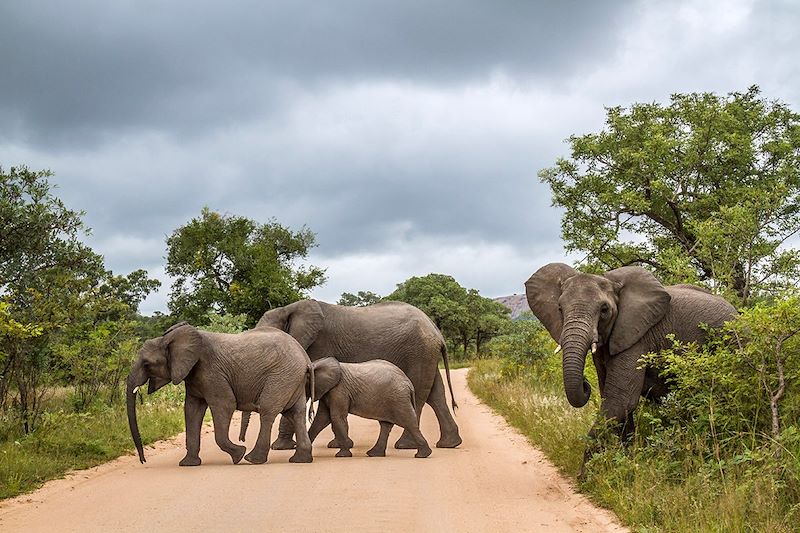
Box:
(338, 274, 513, 359)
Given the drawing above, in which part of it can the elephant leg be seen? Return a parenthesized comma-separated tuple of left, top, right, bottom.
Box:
(287, 396, 313, 463)
(398, 403, 432, 458)
(367, 421, 393, 457)
(271, 414, 297, 450)
(244, 410, 280, 465)
(179, 394, 207, 467)
(308, 402, 331, 444)
(427, 371, 462, 448)
(209, 401, 246, 464)
(329, 407, 352, 458)
(395, 364, 435, 449)
(578, 353, 645, 478)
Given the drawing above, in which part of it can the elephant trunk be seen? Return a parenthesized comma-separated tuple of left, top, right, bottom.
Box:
(126, 364, 147, 463)
(560, 313, 593, 408)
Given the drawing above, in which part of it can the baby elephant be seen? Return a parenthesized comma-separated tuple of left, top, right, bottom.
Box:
(309, 358, 431, 458)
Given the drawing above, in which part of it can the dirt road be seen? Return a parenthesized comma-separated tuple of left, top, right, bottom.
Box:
(0, 369, 625, 532)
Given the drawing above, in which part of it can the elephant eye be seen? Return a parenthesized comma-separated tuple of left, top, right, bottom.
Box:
(600, 303, 610, 316)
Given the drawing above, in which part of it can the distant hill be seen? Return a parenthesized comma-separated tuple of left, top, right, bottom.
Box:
(493, 294, 531, 320)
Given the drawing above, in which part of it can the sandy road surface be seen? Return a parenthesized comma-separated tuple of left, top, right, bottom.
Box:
(0, 369, 625, 532)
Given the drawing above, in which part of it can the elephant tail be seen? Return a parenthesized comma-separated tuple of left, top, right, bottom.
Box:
(441, 343, 458, 412)
(307, 362, 316, 423)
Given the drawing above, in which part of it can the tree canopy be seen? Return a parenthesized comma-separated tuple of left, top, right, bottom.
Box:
(1, 167, 160, 429)
(540, 86, 800, 305)
(337, 290, 383, 307)
(165, 207, 326, 326)
(386, 273, 510, 357)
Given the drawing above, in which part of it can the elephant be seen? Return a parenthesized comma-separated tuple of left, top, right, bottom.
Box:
(306, 357, 432, 458)
(126, 322, 314, 466)
(251, 299, 461, 450)
(525, 263, 736, 462)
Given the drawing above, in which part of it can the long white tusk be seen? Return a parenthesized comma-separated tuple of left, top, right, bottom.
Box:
(591, 342, 597, 354)
(133, 386, 140, 394)
(554, 344, 562, 354)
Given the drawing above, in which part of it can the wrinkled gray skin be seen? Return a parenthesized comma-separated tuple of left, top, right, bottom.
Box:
(307, 358, 432, 458)
(245, 300, 461, 450)
(126, 323, 313, 466)
(525, 264, 736, 468)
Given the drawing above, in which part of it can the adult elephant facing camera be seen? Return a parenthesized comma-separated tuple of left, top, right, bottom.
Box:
(256, 299, 462, 449)
(525, 263, 736, 450)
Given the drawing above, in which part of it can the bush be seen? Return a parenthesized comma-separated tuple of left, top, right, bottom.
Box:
(484, 313, 559, 379)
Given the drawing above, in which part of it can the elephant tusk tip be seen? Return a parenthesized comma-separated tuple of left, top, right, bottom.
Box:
(591, 342, 597, 354)
(132, 386, 139, 394)
(554, 344, 562, 354)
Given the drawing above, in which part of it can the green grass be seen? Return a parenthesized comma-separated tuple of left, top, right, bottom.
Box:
(0, 388, 185, 500)
(468, 359, 800, 533)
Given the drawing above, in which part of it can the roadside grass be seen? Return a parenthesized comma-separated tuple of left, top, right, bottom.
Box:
(439, 358, 474, 370)
(468, 358, 800, 533)
(0, 387, 185, 500)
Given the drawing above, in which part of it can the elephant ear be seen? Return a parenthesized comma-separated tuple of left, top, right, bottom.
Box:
(256, 300, 324, 350)
(604, 266, 671, 355)
(311, 357, 342, 398)
(524, 263, 578, 342)
(162, 324, 205, 384)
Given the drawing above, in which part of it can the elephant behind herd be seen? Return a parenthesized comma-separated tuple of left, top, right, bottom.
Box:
(127, 263, 736, 472)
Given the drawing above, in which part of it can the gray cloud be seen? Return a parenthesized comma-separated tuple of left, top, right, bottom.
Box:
(2, 0, 799, 315)
(0, 1, 628, 146)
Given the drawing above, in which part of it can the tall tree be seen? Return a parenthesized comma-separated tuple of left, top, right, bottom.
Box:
(0, 167, 160, 428)
(386, 274, 510, 357)
(166, 207, 326, 325)
(540, 86, 800, 305)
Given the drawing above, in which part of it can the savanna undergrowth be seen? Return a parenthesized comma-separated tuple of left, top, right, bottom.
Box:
(0, 386, 185, 499)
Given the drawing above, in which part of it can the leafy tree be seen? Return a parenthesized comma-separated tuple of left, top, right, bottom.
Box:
(166, 207, 326, 326)
(0, 166, 160, 427)
(199, 311, 249, 333)
(1, 166, 106, 430)
(337, 290, 383, 307)
(540, 86, 800, 305)
(386, 274, 468, 335)
(386, 274, 511, 358)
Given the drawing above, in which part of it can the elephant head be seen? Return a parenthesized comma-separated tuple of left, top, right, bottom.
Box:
(525, 263, 670, 408)
(126, 322, 206, 463)
(256, 300, 325, 350)
(308, 357, 342, 399)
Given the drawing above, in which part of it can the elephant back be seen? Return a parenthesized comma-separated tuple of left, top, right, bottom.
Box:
(657, 285, 737, 348)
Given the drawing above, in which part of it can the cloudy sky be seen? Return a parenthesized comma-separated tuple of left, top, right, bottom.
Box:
(2, 0, 798, 314)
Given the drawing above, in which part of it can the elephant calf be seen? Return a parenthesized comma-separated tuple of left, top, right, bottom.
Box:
(308, 358, 432, 458)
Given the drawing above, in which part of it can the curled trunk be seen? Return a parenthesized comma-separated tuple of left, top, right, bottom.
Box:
(560, 320, 593, 408)
(126, 367, 147, 463)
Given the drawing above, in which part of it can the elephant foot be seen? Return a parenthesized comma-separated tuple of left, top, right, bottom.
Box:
(415, 446, 432, 458)
(244, 450, 268, 464)
(289, 450, 313, 463)
(394, 436, 418, 449)
(327, 437, 353, 449)
(271, 437, 296, 450)
(366, 447, 386, 457)
(229, 444, 247, 464)
(435, 434, 462, 448)
(335, 449, 353, 458)
(179, 455, 202, 467)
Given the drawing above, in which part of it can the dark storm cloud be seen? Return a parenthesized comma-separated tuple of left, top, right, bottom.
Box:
(0, 0, 628, 146)
(3, 0, 799, 313)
